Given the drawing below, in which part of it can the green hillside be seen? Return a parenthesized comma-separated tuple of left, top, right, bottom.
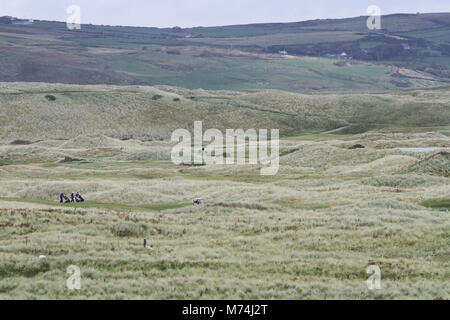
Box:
(0, 82, 448, 142)
(0, 13, 448, 91)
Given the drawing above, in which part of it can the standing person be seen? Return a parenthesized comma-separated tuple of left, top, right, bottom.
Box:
(60, 193, 65, 203)
(71, 193, 75, 203)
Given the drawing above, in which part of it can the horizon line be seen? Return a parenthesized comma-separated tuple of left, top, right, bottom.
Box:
(1, 11, 448, 29)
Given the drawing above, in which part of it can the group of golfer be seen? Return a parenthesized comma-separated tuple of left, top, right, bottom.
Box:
(59, 192, 84, 203)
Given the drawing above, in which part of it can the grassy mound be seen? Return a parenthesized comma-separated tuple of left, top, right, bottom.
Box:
(0, 83, 449, 143)
(407, 152, 450, 177)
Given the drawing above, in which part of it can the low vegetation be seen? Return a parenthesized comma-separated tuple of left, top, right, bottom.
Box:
(0, 83, 449, 143)
(0, 116, 448, 298)
(421, 198, 450, 210)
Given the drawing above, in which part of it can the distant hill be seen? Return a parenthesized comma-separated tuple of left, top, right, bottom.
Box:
(0, 13, 449, 91)
(0, 82, 448, 142)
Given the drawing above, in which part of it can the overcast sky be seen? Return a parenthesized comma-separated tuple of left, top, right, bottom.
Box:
(1, 0, 448, 28)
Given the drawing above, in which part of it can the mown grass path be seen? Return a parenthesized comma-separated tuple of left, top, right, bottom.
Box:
(0, 197, 190, 212)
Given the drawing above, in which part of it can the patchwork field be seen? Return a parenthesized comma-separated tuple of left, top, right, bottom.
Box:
(0, 124, 448, 299)
(0, 13, 449, 91)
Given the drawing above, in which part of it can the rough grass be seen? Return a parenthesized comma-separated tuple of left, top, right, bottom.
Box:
(0, 83, 449, 143)
(282, 134, 349, 141)
(0, 129, 449, 299)
(421, 198, 450, 209)
(109, 222, 148, 237)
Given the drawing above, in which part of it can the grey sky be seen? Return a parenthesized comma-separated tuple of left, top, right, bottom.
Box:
(1, 0, 448, 28)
